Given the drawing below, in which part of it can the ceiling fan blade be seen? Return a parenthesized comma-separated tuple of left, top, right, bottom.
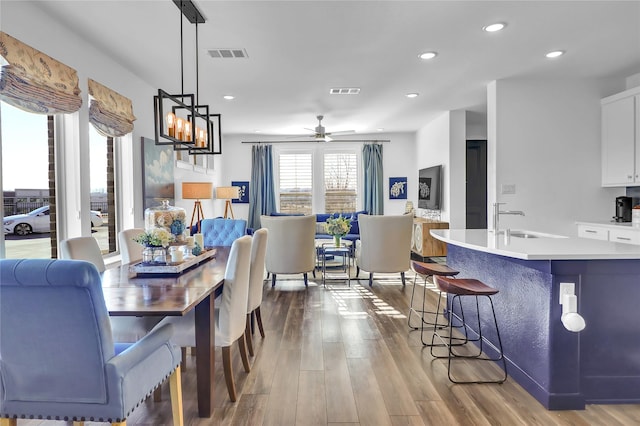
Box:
(326, 130, 355, 136)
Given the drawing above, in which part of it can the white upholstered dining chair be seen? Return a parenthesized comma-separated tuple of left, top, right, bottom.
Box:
(118, 228, 145, 264)
(155, 235, 253, 402)
(59, 236, 161, 344)
(245, 228, 268, 356)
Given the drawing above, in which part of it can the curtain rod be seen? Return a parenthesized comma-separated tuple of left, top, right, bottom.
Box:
(240, 139, 391, 144)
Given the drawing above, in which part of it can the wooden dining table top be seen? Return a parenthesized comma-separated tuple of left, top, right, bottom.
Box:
(101, 246, 229, 317)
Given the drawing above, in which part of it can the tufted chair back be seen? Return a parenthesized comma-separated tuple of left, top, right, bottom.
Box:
(0, 258, 183, 424)
(200, 218, 247, 247)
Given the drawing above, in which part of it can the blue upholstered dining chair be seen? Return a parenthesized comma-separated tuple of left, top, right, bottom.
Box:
(200, 218, 247, 246)
(0, 259, 184, 426)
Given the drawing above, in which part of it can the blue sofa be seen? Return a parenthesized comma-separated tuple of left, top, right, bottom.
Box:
(314, 210, 368, 242)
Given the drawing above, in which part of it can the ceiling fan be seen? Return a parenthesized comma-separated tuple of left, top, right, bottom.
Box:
(301, 115, 355, 142)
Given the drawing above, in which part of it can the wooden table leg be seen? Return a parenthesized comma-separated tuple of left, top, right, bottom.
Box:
(195, 294, 215, 417)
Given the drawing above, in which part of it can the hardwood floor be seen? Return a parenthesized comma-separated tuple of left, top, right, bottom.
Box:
(15, 273, 640, 425)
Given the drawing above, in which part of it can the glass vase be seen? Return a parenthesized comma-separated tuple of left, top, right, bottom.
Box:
(334, 235, 341, 247)
(142, 246, 168, 265)
(144, 199, 187, 244)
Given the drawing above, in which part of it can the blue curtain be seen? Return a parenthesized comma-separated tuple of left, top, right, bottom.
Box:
(362, 143, 384, 215)
(248, 144, 277, 229)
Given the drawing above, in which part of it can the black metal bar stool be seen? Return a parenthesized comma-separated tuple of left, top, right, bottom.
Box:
(407, 261, 467, 345)
(430, 275, 507, 384)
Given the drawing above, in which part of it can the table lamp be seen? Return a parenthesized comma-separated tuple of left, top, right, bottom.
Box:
(216, 186, 240, 219)
(182, 182, 213, 230)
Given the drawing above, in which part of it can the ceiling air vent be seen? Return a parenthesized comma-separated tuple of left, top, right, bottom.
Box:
(329, 88, 361, 95)
(208, 48, 248, 59)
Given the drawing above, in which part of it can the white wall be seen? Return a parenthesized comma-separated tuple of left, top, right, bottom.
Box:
(488, 77, 624, 235)
(415, 111, 467, 227)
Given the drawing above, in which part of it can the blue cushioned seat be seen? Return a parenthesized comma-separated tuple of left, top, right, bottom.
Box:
(0, 259, 183, 425)
(200, 218, 247, 247)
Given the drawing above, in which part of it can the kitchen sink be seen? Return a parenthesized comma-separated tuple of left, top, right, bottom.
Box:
(499, 230, 568, 239)
(509, 231, 538, 238)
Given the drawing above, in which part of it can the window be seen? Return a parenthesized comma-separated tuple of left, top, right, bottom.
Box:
(278, 152, 312, 214)
(275, 147, 360, 214)
(89, 125, 116, 254)
(1, 101, 54, 259)
(324, 152, 357, 213)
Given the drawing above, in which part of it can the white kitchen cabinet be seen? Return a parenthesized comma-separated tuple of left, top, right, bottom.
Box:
(601, 88, 640, 186)
(609, 228, 640, 245)
(577, 224, 609, 240)
(576, 222, 640, 245)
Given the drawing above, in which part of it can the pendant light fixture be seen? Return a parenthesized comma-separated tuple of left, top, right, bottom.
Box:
(154, 0, 222, 155)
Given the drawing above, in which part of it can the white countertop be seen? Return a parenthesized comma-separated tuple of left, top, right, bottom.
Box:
(430, 229, 640, 261)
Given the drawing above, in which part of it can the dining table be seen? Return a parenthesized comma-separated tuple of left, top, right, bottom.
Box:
(101, 246, 229, 418)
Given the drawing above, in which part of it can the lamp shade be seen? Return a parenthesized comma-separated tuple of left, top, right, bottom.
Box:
(182, 182, 213, 200)
(216, 186, 240, 200)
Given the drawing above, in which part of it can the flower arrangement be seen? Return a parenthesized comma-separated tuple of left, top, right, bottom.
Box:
(325, 214, 352, 237)
(133, 228, 175, 248)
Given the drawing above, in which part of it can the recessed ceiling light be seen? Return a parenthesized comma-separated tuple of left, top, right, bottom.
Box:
(254, 130, 261, 133)
(419, 51, 437, 60)
(377, 128, 384, 132)
(406, 93, 419, 98)
(223, 95, 235, 100)
(483, 22, 506, 32)
(545, 50, 565, 58)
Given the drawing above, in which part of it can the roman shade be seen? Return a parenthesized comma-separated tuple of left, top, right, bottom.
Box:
(88, 78, 136, 137)
(0, 31, 82, 114)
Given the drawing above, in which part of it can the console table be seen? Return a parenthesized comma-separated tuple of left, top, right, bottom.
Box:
(411, 218, 448, 257)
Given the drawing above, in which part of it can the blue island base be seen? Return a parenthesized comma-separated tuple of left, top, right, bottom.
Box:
(445, 244, 640, 410)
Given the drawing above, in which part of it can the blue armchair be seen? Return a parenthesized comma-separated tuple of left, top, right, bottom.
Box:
(0, 259, 183, 426)
(200, 218, 247, 246)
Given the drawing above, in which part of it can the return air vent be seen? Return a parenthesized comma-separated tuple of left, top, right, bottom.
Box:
(208, 48, 248, 59)
(329, 88, 361, 95)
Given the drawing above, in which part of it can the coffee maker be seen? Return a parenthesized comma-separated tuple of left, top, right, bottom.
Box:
(614, 196, 632, 222)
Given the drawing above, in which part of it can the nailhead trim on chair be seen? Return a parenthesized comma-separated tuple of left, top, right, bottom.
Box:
(1, 363, 180, 423)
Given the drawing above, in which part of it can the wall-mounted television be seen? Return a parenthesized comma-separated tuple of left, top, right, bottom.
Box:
(418, 165, 442, 210)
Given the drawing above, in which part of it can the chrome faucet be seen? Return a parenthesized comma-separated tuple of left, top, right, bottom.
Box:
(493, 202, 525, 232)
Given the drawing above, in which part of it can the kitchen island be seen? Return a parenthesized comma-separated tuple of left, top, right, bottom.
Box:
(430, 229, 640, 410)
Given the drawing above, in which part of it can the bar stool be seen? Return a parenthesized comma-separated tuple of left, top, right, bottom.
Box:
(407, 261, 465, 344)
(430, 275, 507, 384)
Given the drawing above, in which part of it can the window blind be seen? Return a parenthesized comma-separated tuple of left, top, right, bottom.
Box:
(0, 32, 82, 114)
(279, 153, 312, 214)
(88, 79, 136, 137)
(324, 153, 357, 213)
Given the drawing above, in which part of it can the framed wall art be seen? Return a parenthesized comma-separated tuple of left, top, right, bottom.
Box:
(389, 177, 407, 200)
(231, 181, 249, 203)
(141, 136, 175, 212)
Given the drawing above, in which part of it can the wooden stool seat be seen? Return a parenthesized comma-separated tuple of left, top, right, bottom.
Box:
(408, 261, 463, 343)
(430, 275, 506, 384)
(412, 260, 459, 278)
(434, 276, 499, 296)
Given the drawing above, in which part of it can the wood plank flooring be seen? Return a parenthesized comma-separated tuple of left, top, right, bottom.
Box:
(13, 273, 640, 425)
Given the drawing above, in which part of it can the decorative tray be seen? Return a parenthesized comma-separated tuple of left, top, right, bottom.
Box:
(129, 248, 217, 276)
